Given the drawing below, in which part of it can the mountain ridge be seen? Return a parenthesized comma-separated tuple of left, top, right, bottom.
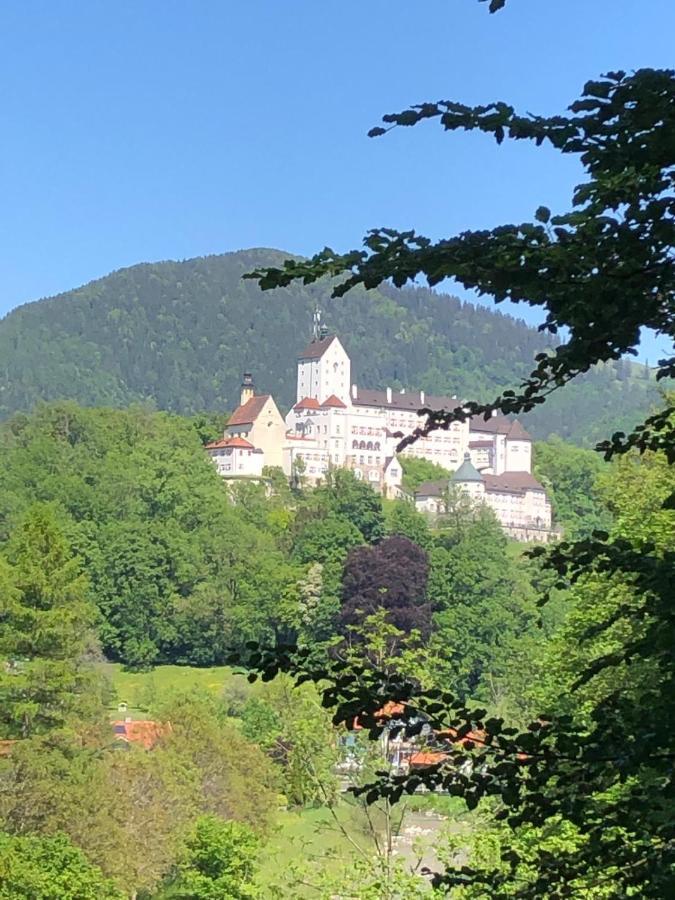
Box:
(0, 248, 658, 445)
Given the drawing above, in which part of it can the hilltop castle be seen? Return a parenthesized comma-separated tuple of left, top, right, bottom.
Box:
(205, 316, 555, 542)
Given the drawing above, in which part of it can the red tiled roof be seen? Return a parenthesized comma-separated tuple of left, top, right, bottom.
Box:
(321, 394, 347, 408)
(205, 437, 255, 450)
(483, 472, 545, 494)
(294, 396, 321, 410)
(409, 751, 448, 768)
(227, 395, 270, 427)
(298, 335, 337, 359)
(112, 720, 170, 750)
(437, 728, 486, 748)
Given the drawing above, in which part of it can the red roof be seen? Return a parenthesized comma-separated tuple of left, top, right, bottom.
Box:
(112, 720, 170, 750)
(298, 335, 337, 359)
(409, 750, 448, 768)
(205, 436, 255, 450)
(227, 395, 270, 427)
(294, 396, 321, 410)
(321, 394, 347, 409)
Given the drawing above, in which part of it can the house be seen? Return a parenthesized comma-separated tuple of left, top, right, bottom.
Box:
(112, 719, 170, 750)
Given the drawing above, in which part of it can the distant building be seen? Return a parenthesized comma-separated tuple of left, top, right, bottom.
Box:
(415, 452, 555, 542)
(112, 719, 170, 750)
(203, 312, 556, 540)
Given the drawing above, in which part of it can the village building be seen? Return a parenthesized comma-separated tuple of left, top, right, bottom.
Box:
(204, 314, 556, 540)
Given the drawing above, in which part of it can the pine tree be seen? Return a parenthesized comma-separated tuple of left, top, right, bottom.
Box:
(0, 505, 101, 738)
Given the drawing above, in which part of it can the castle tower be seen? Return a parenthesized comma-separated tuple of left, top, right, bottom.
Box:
(296, 309, 351, 405)
(240, 372, 255, 406)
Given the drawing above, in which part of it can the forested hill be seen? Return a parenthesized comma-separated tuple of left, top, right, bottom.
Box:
(0, 248, 658, 444)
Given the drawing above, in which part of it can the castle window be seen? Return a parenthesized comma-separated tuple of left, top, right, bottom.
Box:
(358, 440, 366, 450)
(352, 440, 358, 449)
(366, 441, 373, 451)
(374, 442, 380, 451)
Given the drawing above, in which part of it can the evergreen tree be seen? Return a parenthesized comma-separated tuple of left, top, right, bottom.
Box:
(0, 505, 101, 738)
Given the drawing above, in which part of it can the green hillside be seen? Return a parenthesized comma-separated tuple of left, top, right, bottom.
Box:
(0, 248, 659, 444)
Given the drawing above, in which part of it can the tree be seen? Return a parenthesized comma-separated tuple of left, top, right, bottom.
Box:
(311, 468, 385, 543)
(533, 437, 612, 538)
(0, 504, 103, 738)
(384, 499, 433, 551)
(427, 506, 537, 698)
(169, 816, 260, 900)
(340, 536, 431, 639)
(0, 832, 123, 900)
(243, 5, 675, 895)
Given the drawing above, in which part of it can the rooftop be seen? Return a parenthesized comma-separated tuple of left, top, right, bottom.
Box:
(294, 396, 321, 410)
(205, 436, 255, 450)
(298, 335, 337, 359)
(227, 394, 270, 427)
(353, 387, 460, 413)
(322, 394, 347, 409)
(452, 452, 483, 483)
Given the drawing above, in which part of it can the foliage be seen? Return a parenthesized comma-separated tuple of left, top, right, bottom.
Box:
(309, 468, 385, 543)
(533, 437, 612, 538)
(0, 251, 657, 447)
(428, 506, 538, 698)
(169, 815, 260, 900)
(399, 455, 451, 493)
(0, 403, 303, 667)
(0, 831, 123, 900)
(0, 505, 104, 738)
(340, 535, 431, 638)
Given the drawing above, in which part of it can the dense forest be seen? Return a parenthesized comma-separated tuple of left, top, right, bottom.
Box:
(0, 249, 658, 445)
(0, 399, 669, 896)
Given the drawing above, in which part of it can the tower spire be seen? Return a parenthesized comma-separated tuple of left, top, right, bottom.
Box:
(312, 303, 322, 342)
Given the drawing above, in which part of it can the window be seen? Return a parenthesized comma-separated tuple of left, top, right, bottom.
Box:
(352, 440, 358, 449)
(366, 441, 373, 451)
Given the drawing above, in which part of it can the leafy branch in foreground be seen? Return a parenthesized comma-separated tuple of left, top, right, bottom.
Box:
(246, 69, 675, 459)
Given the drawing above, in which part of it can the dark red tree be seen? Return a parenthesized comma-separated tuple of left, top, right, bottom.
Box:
(339, 535, 431, 638)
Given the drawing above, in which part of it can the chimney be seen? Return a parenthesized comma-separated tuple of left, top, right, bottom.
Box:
(240, 373, 255, 406)
(386, 387, 392, 404)
(420, 390, 425, 405)
(351, 384, 358, 400)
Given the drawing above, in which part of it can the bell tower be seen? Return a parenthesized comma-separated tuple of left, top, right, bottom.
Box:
(240, 372, 255, 406)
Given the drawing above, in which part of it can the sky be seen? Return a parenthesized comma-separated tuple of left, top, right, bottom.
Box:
(0, 0, 673, 362)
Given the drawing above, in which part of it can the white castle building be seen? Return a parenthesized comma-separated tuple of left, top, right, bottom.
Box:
(205, 320, 555, 541)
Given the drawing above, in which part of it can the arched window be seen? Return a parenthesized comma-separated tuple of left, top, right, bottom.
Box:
(352, 439, 358, 449)
(353, 468, 363, 480)
(374, 442, 380, 451)
(359, 440, 366, 450)
(366, 441, 373, 451)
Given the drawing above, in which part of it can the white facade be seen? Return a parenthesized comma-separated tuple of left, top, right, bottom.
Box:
(297, 335, 351, 405)
(205, 327, 555, 538)
(205, 437, 264, 479)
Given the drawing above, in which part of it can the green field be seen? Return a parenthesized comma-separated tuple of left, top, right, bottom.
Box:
(100, 662, 238, 716)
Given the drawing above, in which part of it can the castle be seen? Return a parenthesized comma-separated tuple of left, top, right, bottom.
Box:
(205, 315, 555, 542)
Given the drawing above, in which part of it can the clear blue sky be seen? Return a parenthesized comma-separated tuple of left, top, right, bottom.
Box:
(0, 0, 672, 362)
